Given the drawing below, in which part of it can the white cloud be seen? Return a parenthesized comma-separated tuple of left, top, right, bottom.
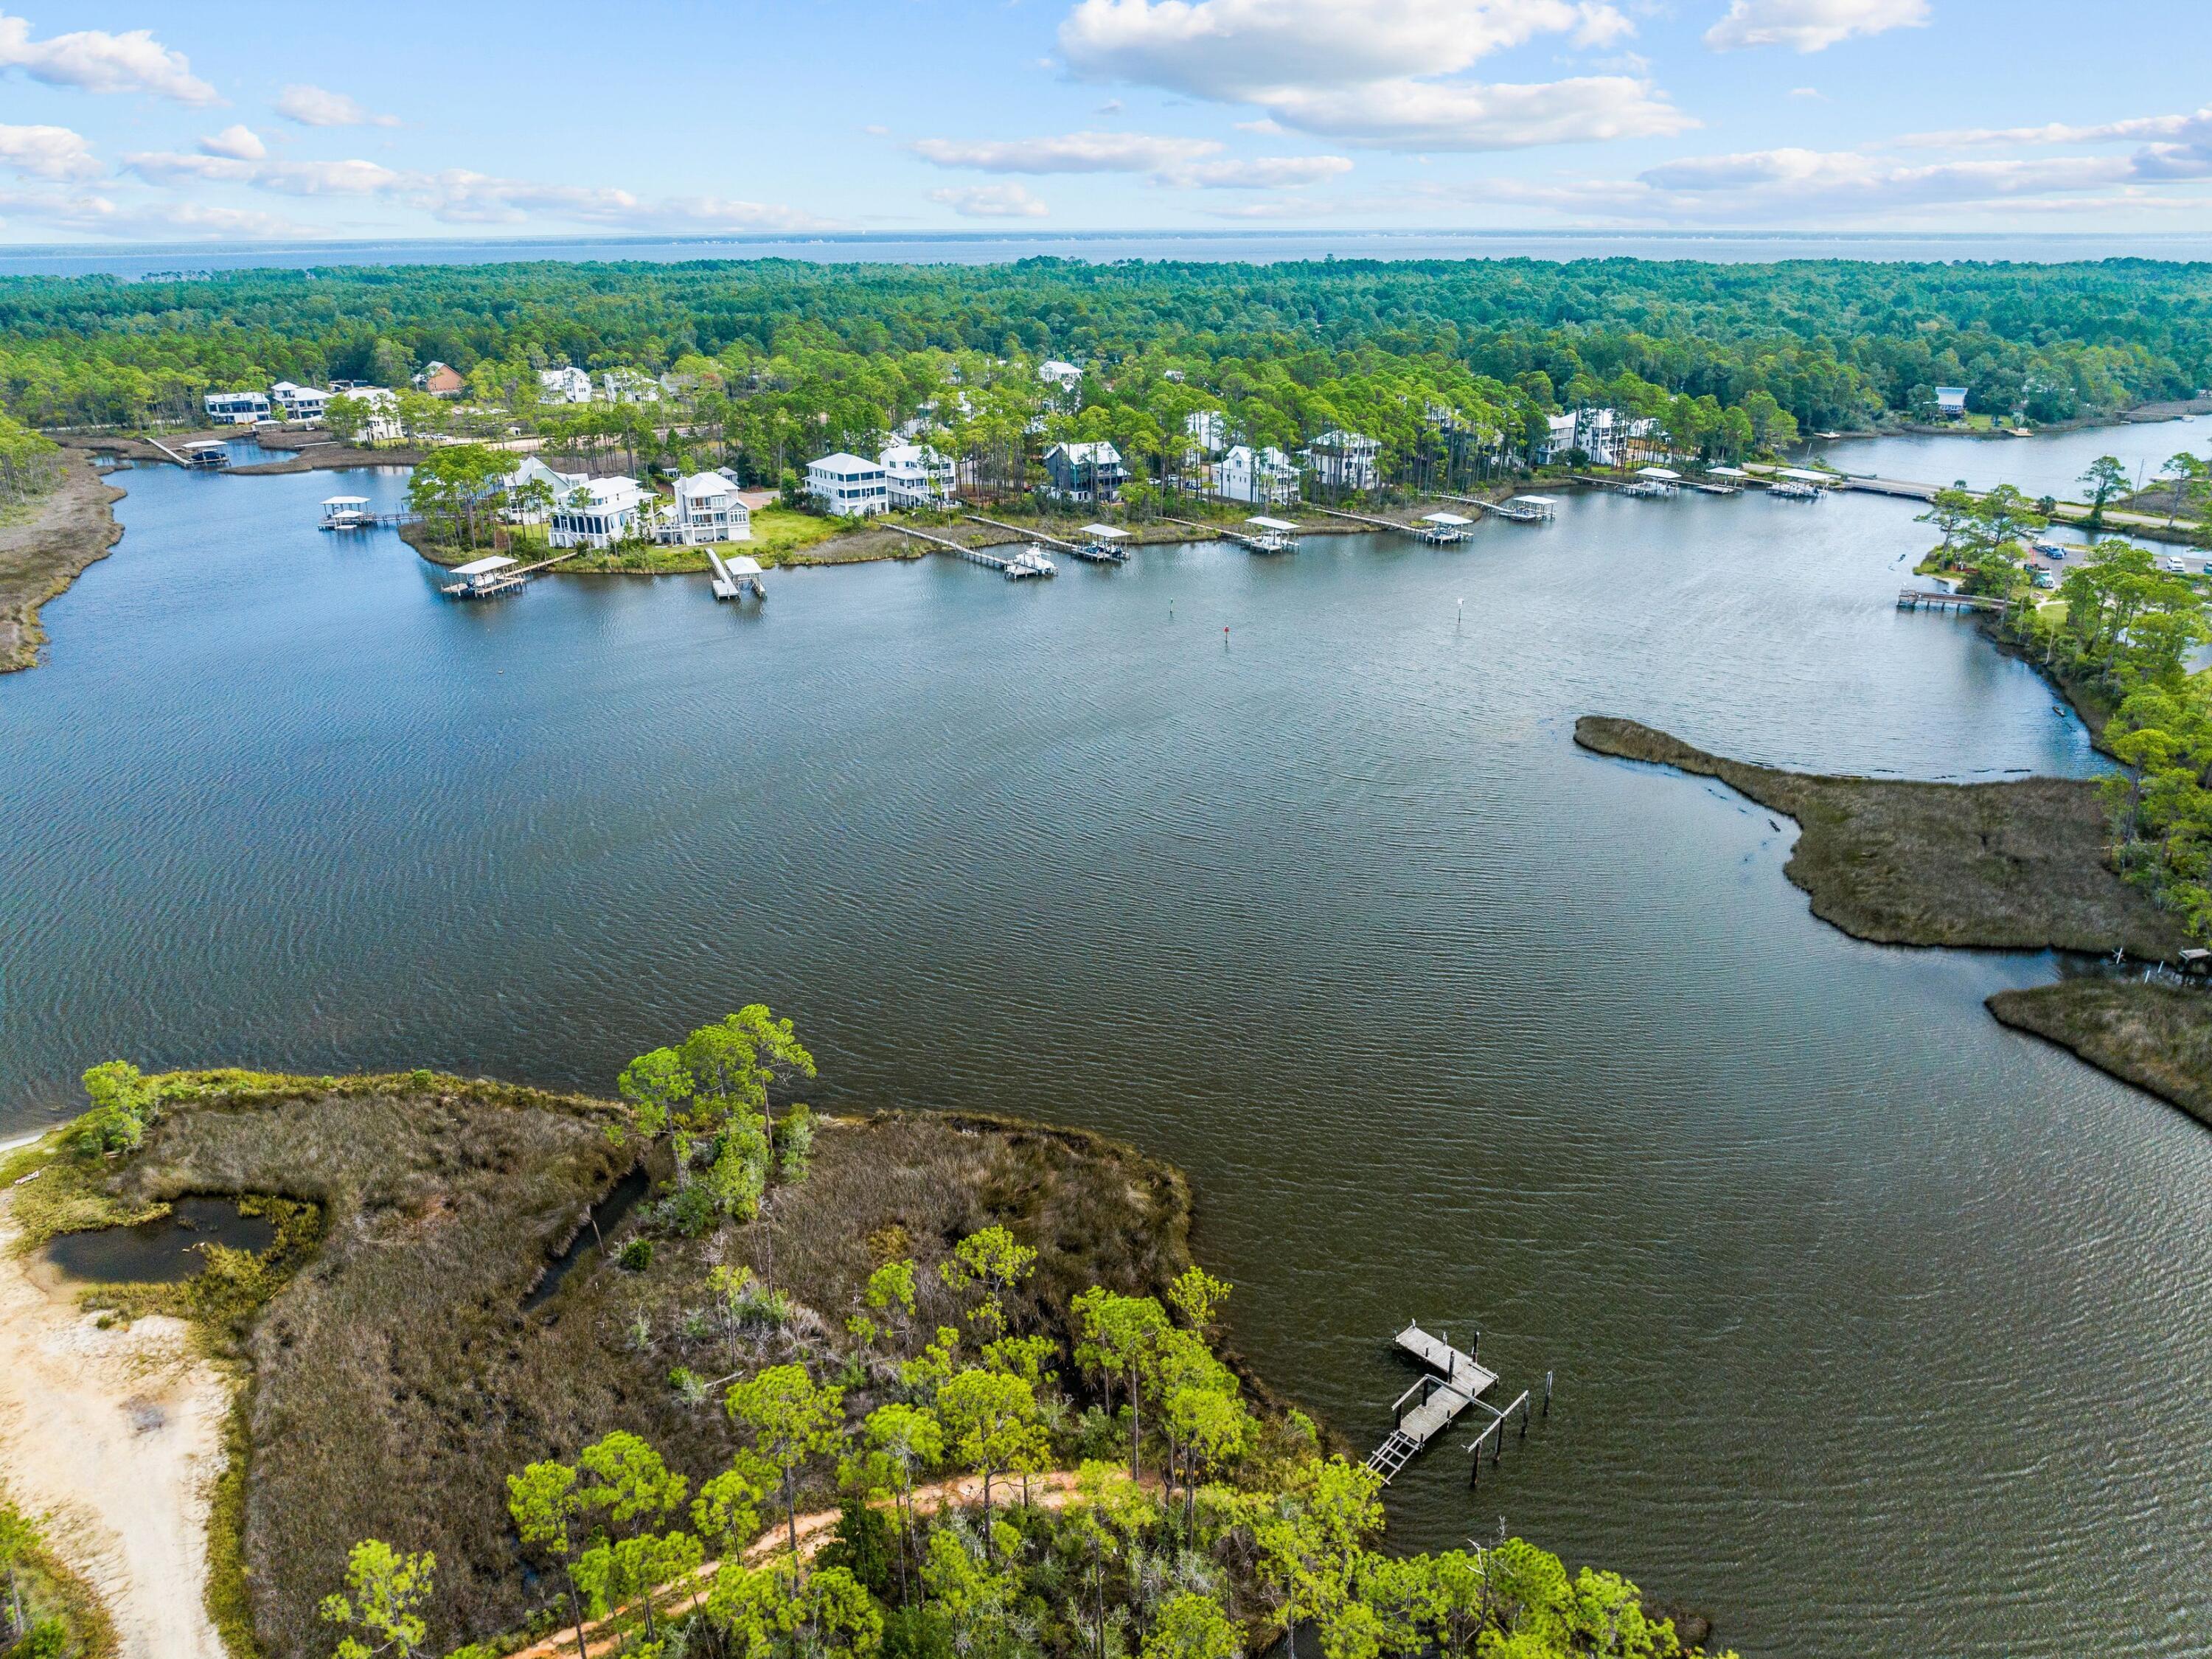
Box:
(0, 122, 98, 181)
(1158, 153, 1353, 187)
(931, 183, 1050, 218)
(198, 124, 266, 161)
(1790, 86, 1825, 99)
(0, 13, 218, 104)
(1057, 0, 1683, 150)
(0, 186, 305, 239)
(121, 147, 831, 232)
(274, 83, 398, 128)
(1705, 0, 1927, 53)
(1467, 140, 2212, 225)
(1258, 74, 1689, 150)
(911, 131, 1222, 173)
(1901, 107, 2212, 150)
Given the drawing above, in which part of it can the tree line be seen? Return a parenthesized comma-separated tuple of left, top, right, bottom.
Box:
(1919, 457, 2212, 934)
(3, 255, 2208, 457)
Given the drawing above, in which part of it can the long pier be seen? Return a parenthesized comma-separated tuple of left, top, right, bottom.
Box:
(437, 547, 582, 599)
(1432, 491, 1554, 524)
(1162, 515, 1296, 552)
(891, 523, 1014, 571)
(1899, 587, 2011, 613)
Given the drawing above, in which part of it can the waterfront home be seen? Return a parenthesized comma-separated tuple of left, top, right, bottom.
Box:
(341, 386, 405, 445)
(598, 368, 662, 405)
(204, 389, 271, 425)
(498, 456, 588, 523)
(880, 442, 958, 508)
(1935, 386, 1969, 419)
(1184, 410, 1227, 456)
(1217, 443, 1299, 506)
(657, 472, 754, 544)
(416, 362, 467, 397)
(547, 475, 649, 548)
(538, 366, 594, 404)
(1041, 440, 1127, 504)
(1304, 429, 1381, 493)
(1537, 412, 1579, 465)
(270, 380, 332, 422)
(806, 452, 891, 516)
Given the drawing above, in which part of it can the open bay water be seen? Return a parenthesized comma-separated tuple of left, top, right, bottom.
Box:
(4, 462, 2211, 1656)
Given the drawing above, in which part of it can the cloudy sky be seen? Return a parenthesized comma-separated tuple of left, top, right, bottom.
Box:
(1, 0, 2207, 243)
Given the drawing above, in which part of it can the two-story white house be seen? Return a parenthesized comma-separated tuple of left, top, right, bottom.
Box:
(270, 380, 332, 422)
(807, 452, 891, 517)
(498, 456, 588, 524)
(344, 386, 406, 445)
(880, 442, 957, 508)
(657, 473, 753, 544)
(1037, 360, 1084, 393)
(1216, 444, 1299, 506)
(1184, 410, 1227, 456)
(597, 369, 661, 405)
(204, 389, 271, 425)
(548, 475, 649, 548)
(538, 366, 594, 404)
(1304, 429, 1381, 493)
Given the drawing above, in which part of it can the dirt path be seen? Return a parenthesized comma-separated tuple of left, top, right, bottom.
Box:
(0, 1187, 229, 1659)
(508, 1468, 1102, 1659)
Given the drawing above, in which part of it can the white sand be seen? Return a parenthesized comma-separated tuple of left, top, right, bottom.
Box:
(0, 1188, 230, 1658)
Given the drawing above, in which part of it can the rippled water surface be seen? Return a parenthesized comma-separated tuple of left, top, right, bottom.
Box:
(5, 465, 2211, 1656)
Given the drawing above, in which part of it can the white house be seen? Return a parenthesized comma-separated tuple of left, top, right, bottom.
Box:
(1934, 386, 1969, 418)
(807, 452, 891, 516)
(344, 386, 405, 445)
(1217, 444, 1299, 506)
(1184, 410, 1227, 456)
(204, 389, 270, 425)
(657, 473, 753, 544)
(1304, 429, 1381, 492)
(538, 366, 594, 404)
(880, 442, 957, 508)
(1537, 412, 1579, 465)
(270, 380, 331, 422)
(598, 369, 661, 405)
(547, 475, 649, 548)
(1037, 360, 1084, 392)
(499, 456, 588, 523)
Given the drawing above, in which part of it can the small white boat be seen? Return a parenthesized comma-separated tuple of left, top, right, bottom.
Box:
(1005, 546, 1057, 580)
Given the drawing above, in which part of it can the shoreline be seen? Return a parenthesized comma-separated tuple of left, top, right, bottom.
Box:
(1575, 716, 2212, 1126)
(0, 452, 126, 675)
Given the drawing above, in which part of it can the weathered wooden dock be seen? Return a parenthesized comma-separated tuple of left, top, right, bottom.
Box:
(437, 547, 582, 599)
(1365, 1323, 1498, 1484)
(891, 523, 1013, 571)
(1163, 514, 1298, 552)
(1898, 588, 2010, 613)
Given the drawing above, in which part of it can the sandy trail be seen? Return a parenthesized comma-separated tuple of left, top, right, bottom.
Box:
(509, 1468, 1105, 1659)
(0, 1183, 230, 1659)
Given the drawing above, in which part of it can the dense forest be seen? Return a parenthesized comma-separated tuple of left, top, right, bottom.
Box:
(4, 257, 2209, 493)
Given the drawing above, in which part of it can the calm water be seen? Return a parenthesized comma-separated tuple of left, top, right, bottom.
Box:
(10, 231, 2212, 279)
(41, 1197, 274, 1284)
(1812, 417, 2212, 502)
(4, 466, 2211, 1656)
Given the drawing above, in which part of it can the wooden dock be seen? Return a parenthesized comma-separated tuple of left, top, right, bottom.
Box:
(1434, 492, 1554, 524)
(1899, 588, 2010, 613)
(892, 523, 1013, 571)
(964, 514, 1093, 557)
(1162, 515, 1297, 552)
(437, 548, 582, 599)
(1365, 1323, 1498, 1484)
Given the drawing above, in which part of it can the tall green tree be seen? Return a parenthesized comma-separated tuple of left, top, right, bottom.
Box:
(726, 1364, 846, 1565)
(317, 1539, 436, 1659)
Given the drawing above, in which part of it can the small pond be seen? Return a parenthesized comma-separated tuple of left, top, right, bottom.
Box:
(43, 1197, 276, 1284)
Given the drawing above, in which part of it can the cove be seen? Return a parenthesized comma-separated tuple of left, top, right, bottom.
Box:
(1, 462, 2210, 1656)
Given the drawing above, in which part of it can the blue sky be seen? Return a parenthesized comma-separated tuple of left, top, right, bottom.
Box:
(0, 0, 2207, 243)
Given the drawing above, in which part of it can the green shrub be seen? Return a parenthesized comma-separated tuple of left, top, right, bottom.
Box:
(618, 1238, 655, 1273)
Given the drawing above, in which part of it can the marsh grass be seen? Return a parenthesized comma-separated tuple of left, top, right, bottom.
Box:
(58, 1075, 1202, 1658)
(1989, 980, 2212, 1127)
(1575, 716, 2190, 959)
